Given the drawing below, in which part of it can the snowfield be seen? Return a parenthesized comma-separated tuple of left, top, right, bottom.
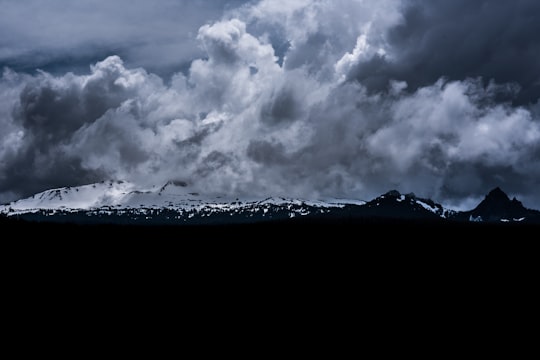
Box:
(0, 180, 367, 218)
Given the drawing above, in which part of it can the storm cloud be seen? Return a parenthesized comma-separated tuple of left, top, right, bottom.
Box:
(349, 0, 540, 105)
(1, 0, 540, 210)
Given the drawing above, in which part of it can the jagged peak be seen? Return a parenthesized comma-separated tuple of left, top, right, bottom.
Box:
(466, 186, 535, 222)
(511, 197, 524, 207)
(485, 187, 510, 202)
(476, 187, 531, 211)
(380, 190, 418, 200)
(383, 190, 402, 198)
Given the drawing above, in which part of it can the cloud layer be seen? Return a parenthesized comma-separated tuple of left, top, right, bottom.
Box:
(350, 0, 540, 105)
(1, 0, 539, 210)
(0, 0, 249, 75)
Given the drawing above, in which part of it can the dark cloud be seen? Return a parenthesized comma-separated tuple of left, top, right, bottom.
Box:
(0, 152, 105, 202)
(260, 87, 301, 125)
(0, 56, 140, 199)
(15, 65, 129, 146)
(1, 0, 540, 210)
(196, 151, 234, 178)
(247, 140, 288, 165)
(349, 0, 540, 105)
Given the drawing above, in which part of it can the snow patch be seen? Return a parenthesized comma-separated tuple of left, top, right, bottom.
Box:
(415, 200, 439, 214)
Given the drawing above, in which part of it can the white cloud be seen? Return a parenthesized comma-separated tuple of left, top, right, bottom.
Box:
(1, 0, 540, 210)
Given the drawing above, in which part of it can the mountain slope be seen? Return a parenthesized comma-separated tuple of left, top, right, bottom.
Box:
(1, 182, 538, 226)
(0, 181, 137, 211)
(359, 190, 456, 220)
(0, 180, 368, 225)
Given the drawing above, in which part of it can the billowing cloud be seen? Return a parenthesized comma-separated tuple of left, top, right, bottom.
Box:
(238, 0, 401, 80)
(347, 0, 540, 105)
(1, 0, 539, 210)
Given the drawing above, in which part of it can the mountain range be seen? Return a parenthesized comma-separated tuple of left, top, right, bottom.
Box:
(1, 180, 539, 228)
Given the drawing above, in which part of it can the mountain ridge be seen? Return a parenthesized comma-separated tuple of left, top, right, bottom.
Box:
(1, 181, 539, 226)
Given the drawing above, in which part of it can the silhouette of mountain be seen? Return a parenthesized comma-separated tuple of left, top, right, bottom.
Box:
(360, 190, 454, 220)
(452, 187, 540, 224)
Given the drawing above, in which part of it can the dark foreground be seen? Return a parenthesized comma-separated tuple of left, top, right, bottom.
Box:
(3, 214, 537, 331)
(2, 215, 539, 238)
(3, 213, 537, 296)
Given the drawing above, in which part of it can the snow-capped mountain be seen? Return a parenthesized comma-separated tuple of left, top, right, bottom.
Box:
(0, 180, 138, 211)
(0, 180, 369, 225)
(1, 181, 538, 226)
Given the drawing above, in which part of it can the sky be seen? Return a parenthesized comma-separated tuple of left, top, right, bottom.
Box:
(1, 0, 540, 210)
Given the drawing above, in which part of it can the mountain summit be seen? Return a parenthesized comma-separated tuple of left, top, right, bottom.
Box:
(455, 187, 540, 223)
(361, 190, 453, 220)
(477, 187, 523, 210)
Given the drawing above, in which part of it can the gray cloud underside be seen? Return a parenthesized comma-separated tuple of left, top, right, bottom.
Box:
(350, 0, 540, 106)
(0, 0, 250, 76)
(1, 0, 539, 210)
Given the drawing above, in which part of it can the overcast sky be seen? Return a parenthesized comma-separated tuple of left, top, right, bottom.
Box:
(1, 0, 540, 210)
